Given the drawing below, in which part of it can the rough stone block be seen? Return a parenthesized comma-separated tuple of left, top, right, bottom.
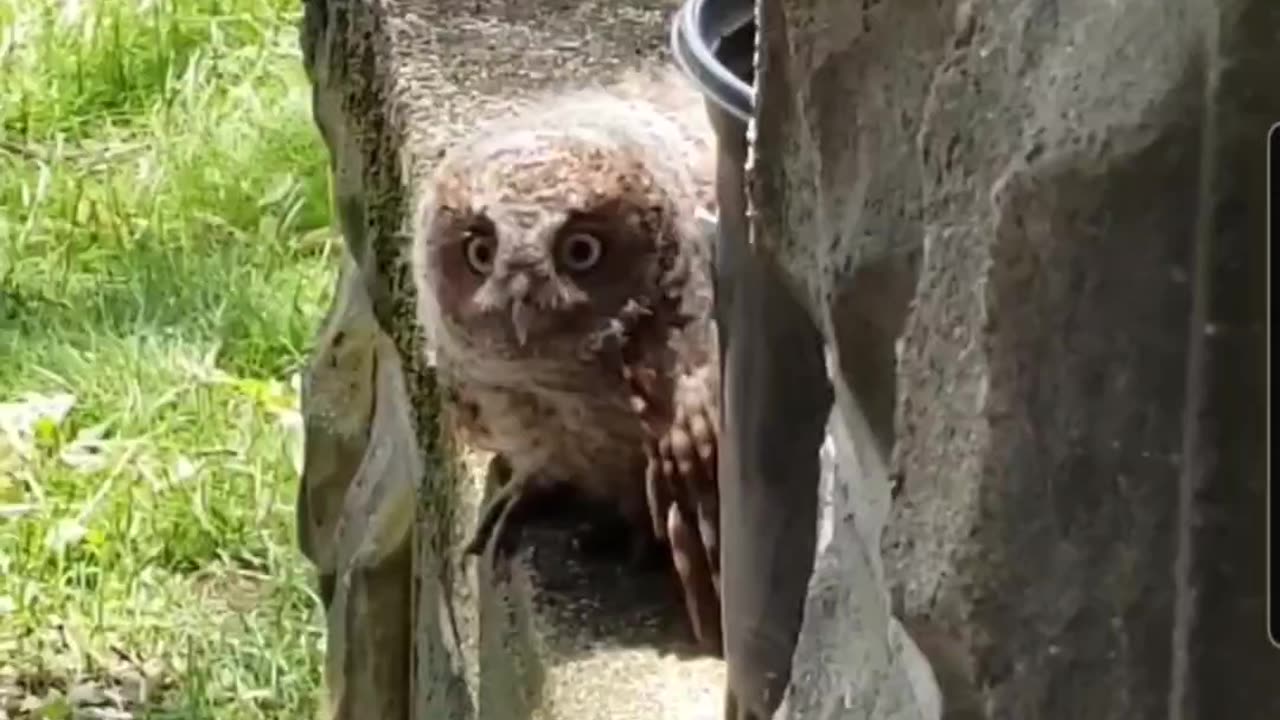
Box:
(750, 0, 1279, 717)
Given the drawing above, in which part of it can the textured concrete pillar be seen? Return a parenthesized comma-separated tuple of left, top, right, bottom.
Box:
(1176, 1, 1276, 714)
(747, 0, 1279, 717)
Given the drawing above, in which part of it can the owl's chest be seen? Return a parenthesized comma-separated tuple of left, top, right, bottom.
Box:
(445, 358, 645, 480)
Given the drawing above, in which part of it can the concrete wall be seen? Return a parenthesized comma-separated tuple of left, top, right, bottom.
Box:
(749, 0, 1278, 717)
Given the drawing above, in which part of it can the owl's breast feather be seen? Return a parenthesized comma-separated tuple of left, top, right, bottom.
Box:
(439, 347, 648, 487)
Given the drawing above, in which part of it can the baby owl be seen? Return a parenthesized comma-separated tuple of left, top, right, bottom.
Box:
(411, 70, 724, 652)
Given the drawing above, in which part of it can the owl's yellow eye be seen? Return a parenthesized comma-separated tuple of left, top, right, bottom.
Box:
(557, 232, 603, 273)
(463, 233, 497, 275)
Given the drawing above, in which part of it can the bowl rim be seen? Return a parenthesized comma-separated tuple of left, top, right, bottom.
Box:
(670, 0, 755, 123)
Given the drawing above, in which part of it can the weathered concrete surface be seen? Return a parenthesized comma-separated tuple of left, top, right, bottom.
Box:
(296, 1, 729, 718)
(746, 0, 1279, 717)
(298, 251, 417, 719)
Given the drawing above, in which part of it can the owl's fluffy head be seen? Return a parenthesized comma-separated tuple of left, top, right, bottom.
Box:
(414, 97, 705, 361)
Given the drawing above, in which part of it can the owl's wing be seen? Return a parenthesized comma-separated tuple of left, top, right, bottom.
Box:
(624, 318, 722, 655)
(659, 207, 723, 653)
(657, 361, 721, 655)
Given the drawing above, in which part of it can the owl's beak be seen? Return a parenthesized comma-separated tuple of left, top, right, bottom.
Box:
(510, 300, 532, 347)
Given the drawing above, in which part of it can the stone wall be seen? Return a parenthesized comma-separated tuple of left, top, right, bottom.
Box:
(749, 0, 1279, 717)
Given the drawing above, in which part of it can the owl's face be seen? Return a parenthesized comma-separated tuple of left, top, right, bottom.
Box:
(417, 131, 686, 356)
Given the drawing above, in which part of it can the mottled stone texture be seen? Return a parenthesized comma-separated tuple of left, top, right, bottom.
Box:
(750, 0, 1278, 717)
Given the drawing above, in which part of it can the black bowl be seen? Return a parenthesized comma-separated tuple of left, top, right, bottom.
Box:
(670, 0, 755, 123)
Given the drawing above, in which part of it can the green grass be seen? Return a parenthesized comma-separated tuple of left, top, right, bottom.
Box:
(0, 0, 335, 716)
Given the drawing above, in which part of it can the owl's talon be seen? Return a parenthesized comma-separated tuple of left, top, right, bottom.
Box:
(463, 492, 509, 556)
(463, 460, 525, 558)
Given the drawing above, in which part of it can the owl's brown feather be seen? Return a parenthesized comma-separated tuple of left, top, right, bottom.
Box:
(614, 288, 723, 655)
(411, 67, 722, 650)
